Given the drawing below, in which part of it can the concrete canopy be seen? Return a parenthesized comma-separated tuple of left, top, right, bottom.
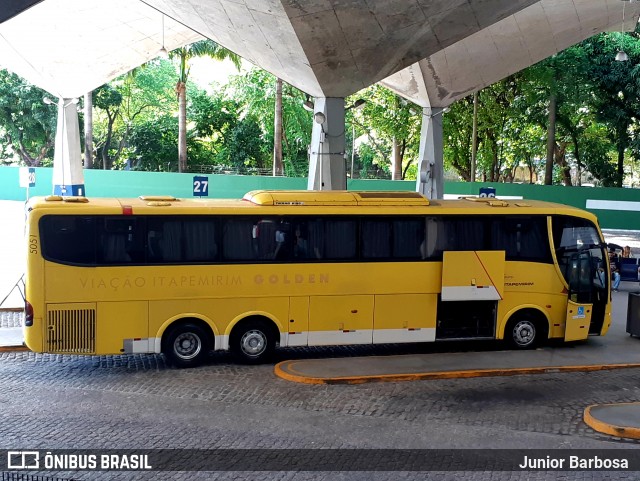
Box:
(0, 0, 202, 99)
(381, 0, 640, 109)
(140, 0, 540, 98)
(1, 0, 636, 103)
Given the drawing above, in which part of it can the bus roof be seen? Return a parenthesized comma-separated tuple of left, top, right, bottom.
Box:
(27, 191, 598, 221)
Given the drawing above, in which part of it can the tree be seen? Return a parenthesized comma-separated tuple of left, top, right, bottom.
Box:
(0, 69, 56, 166)
(170, 41, 241, 173)
(351, 85, 421, 180)
(93, 85, 124, 170)
(93, 60, 178, 170)
(273, 78, 283, 175)
(127, 115, 178, 171)
(583, 32, 640, 186)
(84, 91, 94, 169)
(226, 68, 310, 176)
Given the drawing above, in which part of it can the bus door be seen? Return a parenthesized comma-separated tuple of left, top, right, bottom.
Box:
(437, 251, 504, 339)
(563, 251, 595, 342)
(552, 217, 609, 337)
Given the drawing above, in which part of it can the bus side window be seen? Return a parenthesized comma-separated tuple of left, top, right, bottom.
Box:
(147, 229, 163, 261)
(362, 219, 391, 259)
(100, 218, 142, 264)
(40, 215, 96, 265)
(490, 217, 551, 262)
(444, 217, 487, 251)
(393, 218, 425, 260)
(307, 219, 324, 259)
(272, 220, 291, 260)
(325, 219, 356, 260)
(103, 234, 131, 263)
(223, 218, 254, 261)
(424, 217, 440, 259)
(184, 219, 218, 262)
(162, 221, 182, 262)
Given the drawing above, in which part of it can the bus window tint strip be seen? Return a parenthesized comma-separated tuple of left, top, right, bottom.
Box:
(40, 214, 553, 266)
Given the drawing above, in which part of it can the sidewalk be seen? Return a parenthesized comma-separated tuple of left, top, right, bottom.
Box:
(0, 309, 26, 351)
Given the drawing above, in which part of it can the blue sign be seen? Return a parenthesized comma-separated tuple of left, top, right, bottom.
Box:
(479, 187, 496, 198)
(193, 176, 209, 197)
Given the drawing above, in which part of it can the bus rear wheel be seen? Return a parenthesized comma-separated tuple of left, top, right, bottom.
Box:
(505, 316, 540, 349)
(163, 323, 210, 368)
(231, 320, 275, 364)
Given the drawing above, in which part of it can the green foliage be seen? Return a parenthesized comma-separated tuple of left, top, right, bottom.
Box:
(351, 85, 421, 179)
(226, 116, 267, 169)
(127, 115, 178, 171)
(91, 60, 178, 170)
(442, 33, 640, 186)
(0, 69, 57, 166)
(189, 90, 238, 140)
(225, 68, 310, 174)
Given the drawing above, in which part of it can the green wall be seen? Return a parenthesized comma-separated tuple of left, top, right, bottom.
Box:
(445, 182, 640, 231)
(1, 167, 639, 229)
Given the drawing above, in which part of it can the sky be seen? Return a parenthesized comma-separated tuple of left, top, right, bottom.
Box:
(188, 57, 250, 93)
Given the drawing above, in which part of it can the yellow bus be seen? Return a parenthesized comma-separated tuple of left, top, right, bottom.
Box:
(24, 190, 611, 368)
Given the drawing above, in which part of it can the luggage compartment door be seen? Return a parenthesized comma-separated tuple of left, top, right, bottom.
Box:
(441, 251, 504, 301)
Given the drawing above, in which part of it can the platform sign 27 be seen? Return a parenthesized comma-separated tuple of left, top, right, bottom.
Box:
(193, 176, 209, 197)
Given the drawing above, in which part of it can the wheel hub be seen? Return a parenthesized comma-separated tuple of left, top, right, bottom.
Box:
(174, 332, 201, 360)
(514, 321, 534, 346)
(241, 330, 266, 356)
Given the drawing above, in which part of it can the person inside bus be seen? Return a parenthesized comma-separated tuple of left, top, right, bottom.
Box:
(293, 226, 308, 259)
(611, 265, 621, 291)
(272, 221, 288, 260)
(623, 245, 633, 258)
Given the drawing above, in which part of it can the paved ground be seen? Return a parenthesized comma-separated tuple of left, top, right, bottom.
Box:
(1, 349, 640, 481)
(2, 297, 640, 481)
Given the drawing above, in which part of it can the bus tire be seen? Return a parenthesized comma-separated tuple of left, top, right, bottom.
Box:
(230, 320, 275, 364)
(163, 322, 210, 368)
(505, 314, 543, 350)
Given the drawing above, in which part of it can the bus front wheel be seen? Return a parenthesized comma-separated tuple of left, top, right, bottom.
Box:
(505, 316, 541, 349)
(163, 323, 210, 368)
(231, 320, 275, 364)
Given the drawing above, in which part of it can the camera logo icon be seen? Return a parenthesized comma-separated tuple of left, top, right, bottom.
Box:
(7, 451, 40, 469)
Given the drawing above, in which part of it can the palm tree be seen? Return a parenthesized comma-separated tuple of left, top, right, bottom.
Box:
(171, 40, 241, 173)
(84, 91, 93, 169)
(273, 78, 283, 176)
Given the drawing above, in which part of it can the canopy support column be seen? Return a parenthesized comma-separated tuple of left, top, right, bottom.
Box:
(52, 98, 85, 196)
(307, 97, 346, 190)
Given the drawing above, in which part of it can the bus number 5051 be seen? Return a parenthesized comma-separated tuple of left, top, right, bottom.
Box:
(29, 235, 38, 255)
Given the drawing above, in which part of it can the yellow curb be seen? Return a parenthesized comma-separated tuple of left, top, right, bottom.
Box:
(0, 345, 30, 353)
(584, 404, 640, 440)
(274, 360, 640, 385)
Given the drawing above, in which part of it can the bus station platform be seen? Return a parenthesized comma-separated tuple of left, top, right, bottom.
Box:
(584, 403, 640, 440)
(274, 339, 640, 385)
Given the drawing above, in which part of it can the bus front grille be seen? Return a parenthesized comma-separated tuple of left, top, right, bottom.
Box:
(46, 306, 96, 354)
